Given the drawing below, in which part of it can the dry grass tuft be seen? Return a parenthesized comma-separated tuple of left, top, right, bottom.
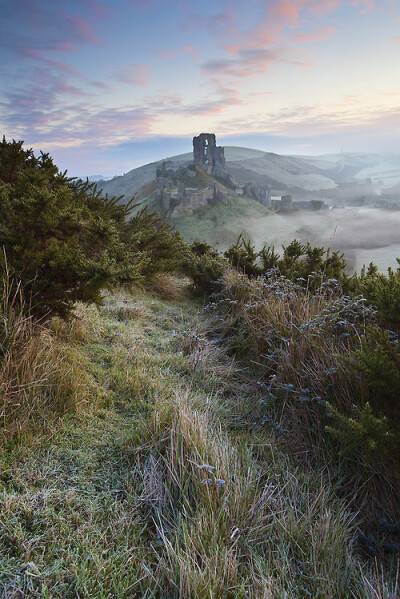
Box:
(216, 269, 371, 441)
(145, 272, 184, 300)
(0, 279, 90, 442)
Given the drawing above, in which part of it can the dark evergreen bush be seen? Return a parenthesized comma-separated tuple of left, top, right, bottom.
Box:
(184, 241, 227, 295)
(0, 138, 186, 319)
(349, 262, 400, 330)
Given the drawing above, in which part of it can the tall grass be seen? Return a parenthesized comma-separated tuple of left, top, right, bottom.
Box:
(123, 389, 380, 598)
(205, 269, 399, 519)
(0, 276, 88, 442)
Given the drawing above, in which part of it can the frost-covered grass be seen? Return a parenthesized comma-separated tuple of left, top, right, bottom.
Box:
(204, 269, 400, 521)
(0, 286, 398, 597)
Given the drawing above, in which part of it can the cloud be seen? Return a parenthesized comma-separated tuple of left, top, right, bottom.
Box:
(293, 0, 341, 16)
(61, 13, 101, 45)
(269, 2, 299, 25)
(207, 1, 341, 83)
(156, 45, 199, 61)
(291, 26, 336, 43)
(182, 45, 198, 57)
(156, 49, 177, 61)
(4, 98, 157, 150)
(182, 87, 242, 116)
(84, 0, 110, 18)
(351, 0, 374, 13)
(91, 80, 111, 91)
(1, 68, 91, 132)
(19, 48, 83, 76)
(144, 90, 183, 110)
(142, 85, 240, 118)
(180, 9, 236, 35)
(0, 0, 104, 55)
(216, 100, 400, 142)
(117, 63, 150, 86)
(203, 47, 281, 78)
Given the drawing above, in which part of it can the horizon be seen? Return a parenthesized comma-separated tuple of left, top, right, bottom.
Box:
(1, 0, 400, 177)
(93, 141, 400, 181)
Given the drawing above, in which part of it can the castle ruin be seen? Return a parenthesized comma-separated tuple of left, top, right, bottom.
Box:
(193, 133, 225, 176)
(155, 133, 326, 217)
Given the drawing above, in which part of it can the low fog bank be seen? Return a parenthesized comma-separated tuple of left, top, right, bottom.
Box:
(244, 208, 400, 274)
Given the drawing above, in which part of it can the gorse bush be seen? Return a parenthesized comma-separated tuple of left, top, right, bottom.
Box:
(185, 236, 347, 298)
(354, 329, 400, 417)
(0, 137, 187, 319)
(223, 235, 347, 288)
(325, 401, 397, 463)
(349, 261, 400, 330)
(183, 241, 228, 295)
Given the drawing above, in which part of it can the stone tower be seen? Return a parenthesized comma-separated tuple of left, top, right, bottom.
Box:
(193, 133, 225, 175)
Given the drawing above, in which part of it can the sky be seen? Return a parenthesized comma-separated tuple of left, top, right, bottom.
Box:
(1, 0, 400, 176)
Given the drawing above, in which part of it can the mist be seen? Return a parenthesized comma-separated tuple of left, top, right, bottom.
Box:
(237, 208, 400, 274)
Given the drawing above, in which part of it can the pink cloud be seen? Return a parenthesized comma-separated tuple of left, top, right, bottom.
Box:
(117, 64, 150, 86)
(20, 48, 83, 76)
(351, 0, 374, 13)
(84, 0, 110, 19)
(211, 12, 236, 28)
(126, 0, 152, 4)
(269, 2, 299, 25)
(19, 47, 109, 92)
(156, 45, 199, 61)
(294, 0, 341, 16)
(202, 1, 342, 82)
(142, 85, 240, 118)
(61, 14, 101, 45)
(203, 48, 281, 79)
(291, 26, 337, 43)
(91, 81, 111, 91)
(180, 9, 236, 36)
(157, 49, 178, 61)
(193, 88, 242, 116)
(182, 45, 198, 57)
(6, 99, 157, 148)
(144, 90, 183, 110)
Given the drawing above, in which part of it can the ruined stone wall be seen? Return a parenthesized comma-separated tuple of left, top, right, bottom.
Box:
(280, 194, 293, 211)
(193, 133, 225, 175)
(170, 185, 228, 217)
(242, 183, 271, 207)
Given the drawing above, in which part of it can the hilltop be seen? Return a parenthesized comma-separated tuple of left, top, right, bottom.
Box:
(97, 146, 400, 203)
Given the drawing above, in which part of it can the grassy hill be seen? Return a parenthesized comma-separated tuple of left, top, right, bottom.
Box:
(97, 147, 400, 204)
(97, 146, 340, 201)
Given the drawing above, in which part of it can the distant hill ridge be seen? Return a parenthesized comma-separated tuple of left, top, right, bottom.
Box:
(97, 145, 400, 202)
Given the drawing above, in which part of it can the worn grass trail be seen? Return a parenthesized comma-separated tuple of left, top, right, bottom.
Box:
(0, 291, 396, 598)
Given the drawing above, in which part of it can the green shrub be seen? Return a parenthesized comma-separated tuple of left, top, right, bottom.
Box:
(224, 235, 263, 276)
(0, 138, 186, 319)
(223, 236, 346, 288)
(349, 262, 400, 329)
(354, 330, 400, 417)
(184, 242, 227, 295)
(325, 402, 397, 464)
